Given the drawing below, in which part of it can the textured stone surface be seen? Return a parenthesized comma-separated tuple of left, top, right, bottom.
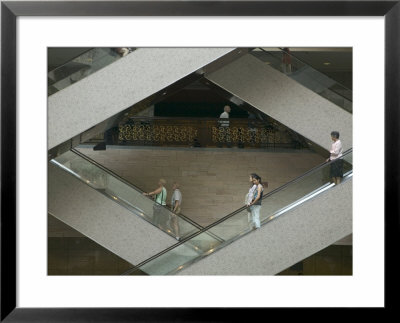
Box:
(206, 54, 352, 150)
(77, 146, 325, 227)
(177, 178, 352, 275)
(48, 48, 235, 149)
(48, 162, 177, 266)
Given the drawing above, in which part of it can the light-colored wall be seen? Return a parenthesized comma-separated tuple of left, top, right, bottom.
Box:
(77, 146, 325, 227)
(205, 54, 352, 150)
(48, 47, 235, 150)
(177, 178, 352, 275)
(48, 162, 177, 265)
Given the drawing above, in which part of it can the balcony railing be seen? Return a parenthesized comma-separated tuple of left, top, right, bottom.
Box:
(99, 117, 308, 149)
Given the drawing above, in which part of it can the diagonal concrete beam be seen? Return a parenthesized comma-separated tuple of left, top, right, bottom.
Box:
(48, 48, 236, 150)
(205, 54, 352, 150)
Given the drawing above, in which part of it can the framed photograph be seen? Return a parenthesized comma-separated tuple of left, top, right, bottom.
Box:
(1, 0, 398, 320)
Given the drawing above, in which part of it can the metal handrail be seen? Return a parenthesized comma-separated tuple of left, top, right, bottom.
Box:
(126, 116, 272, 122)
(70, 148, 205, 231)
(121, 148, 353, 275)
(277, 47, 353, 93)
(257, 48, 353, 103)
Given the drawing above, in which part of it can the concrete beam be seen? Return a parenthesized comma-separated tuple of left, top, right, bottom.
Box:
(48, 162, 177, 266)
(206, 54, 352, 150)
(48, 47, 235, 149)
(178, 178, 352, 275)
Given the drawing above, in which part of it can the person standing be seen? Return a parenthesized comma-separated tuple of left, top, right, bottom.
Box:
(326, 131, 343, 185)
(169, 182, 182, 239)
(143, 179, 168, 229)
(247, 174, 264, 230)
(245, 174, 257, 228)
(218, 105, 231, 148)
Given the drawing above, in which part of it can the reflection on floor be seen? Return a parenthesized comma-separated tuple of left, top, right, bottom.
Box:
(277, 244, 352, 275)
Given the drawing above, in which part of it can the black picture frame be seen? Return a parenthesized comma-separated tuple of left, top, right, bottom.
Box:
(1, 0, 398, 321)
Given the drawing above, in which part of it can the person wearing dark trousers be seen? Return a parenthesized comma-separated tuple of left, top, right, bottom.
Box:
(326, 131, 344, 185)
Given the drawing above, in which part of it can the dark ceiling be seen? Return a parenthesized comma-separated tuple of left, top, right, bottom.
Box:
(48, 48, 92, 71)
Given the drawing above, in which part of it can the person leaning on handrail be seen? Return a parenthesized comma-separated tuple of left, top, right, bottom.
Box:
(245, 174, 257, 228)
(143, 179, 168, 230)
(326, 131, 344, 185)
(247, 174, 264, 230)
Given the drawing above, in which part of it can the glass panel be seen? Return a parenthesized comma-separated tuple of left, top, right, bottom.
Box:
(130, 150, 352, 275)
(51, 150, 201, 240)
(136, 232, 223, 275)
(250, 48, 352, 113)
(48, 48, 135, 95)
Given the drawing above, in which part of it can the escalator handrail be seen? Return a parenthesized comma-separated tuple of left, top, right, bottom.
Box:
(121, 148, 353, 275)
(257, 48, 353, 103)
(70, 148, 204, 231)
(277, 47, 353, 93)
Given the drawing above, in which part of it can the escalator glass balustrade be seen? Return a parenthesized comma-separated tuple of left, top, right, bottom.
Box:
(50, 149, 202, 241)
(123, 149, 352, 275)
(250, 48, 352, 113)
(48, 48, 135, 95)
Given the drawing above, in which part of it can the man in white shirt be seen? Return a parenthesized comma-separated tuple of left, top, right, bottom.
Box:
(219, 105, 231, 124)
(169, 182, 182, 240)
(171, 182, 182, 214)
(326, 131, 344, 185)
(218, 105, 231, 147)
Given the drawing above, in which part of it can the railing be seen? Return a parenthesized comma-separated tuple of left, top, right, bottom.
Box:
(48, 47, 136, 95)
(50, 149, 212, 241)
(250, 48, 352, 113)
(122, 149, 352, 275)
(113, 117, 307, 149)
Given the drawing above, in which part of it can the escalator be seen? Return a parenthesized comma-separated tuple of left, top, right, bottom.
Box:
(48, 47, 242, 151)
(120, 149, 352, 275)
(49, 149, 225, 266)
(50, 149, 208, 239)
(50, 148, 351, 275)
(48, 48, 134, 95)
(47, 46, 353, 274)
(251, 48, 352, 113)
(205, 48, 353, 150)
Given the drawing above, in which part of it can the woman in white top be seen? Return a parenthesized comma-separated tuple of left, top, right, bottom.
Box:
(326, 131, 343, 185)
(245, 174, 257, 227)
(247, 175, 264, 229)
